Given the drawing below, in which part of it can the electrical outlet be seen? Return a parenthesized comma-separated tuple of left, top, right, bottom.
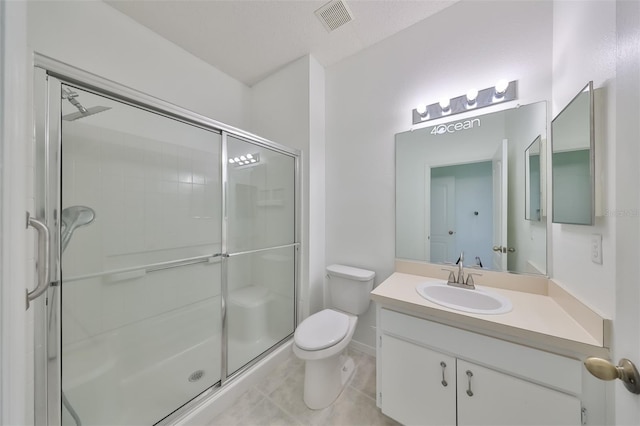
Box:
(591, 234, 603, 264)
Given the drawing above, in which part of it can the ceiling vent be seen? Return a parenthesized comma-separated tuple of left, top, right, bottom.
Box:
(315, 0, 354, 32)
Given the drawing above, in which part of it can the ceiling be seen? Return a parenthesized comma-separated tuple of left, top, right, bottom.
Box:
(105, 0, 459, 86)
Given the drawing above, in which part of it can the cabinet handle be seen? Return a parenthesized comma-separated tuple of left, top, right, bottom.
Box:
(440, 361, 448, 387)
(466, 370, 474, 396)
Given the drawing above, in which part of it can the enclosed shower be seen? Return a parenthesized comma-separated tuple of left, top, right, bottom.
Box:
(31, 59, 300, 425)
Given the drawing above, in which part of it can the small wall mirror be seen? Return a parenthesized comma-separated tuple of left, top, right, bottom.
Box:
(551, 81, 595, 225)
(396, 101, 547, 275)
(525, 135, 543, 221)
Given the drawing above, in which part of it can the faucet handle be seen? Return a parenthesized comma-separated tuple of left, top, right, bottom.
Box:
(466, 272, 482, 287)
(441, 268, 457, 283)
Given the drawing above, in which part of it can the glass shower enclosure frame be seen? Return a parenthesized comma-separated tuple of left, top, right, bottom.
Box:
(31, 56, 301, 425)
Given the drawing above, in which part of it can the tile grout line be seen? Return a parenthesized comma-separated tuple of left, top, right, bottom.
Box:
(347, 382, 377, 404)
(262, 392, 307, 426)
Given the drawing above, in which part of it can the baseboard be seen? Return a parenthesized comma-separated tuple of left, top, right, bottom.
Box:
(349, 340, 376, 357)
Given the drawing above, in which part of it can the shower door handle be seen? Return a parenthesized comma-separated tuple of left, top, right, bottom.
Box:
(26, 212, 51, 310)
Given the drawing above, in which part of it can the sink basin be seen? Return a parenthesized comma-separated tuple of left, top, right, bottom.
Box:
(416, 281, 513, 315)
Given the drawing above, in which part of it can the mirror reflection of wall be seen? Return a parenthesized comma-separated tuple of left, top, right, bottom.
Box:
(396, 101, 547, 275)
(525, 135, 542, 222)
(551, 82, 594, 225)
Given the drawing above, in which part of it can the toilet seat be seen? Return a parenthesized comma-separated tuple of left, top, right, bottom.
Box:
(294, 309, 349, 351)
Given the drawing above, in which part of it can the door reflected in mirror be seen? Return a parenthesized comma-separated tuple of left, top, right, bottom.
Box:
(551, 81, 594, 225)
(396, 101, 547, 275)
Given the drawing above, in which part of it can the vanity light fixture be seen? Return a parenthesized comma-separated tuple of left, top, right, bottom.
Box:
(439, 98, 451, 113)
(411, 80, 517, 125)
(229, 153, 260, 167)
(494, 79, 509, 97)
(466, 88, 478, 106)
(416, 104, 428, 118)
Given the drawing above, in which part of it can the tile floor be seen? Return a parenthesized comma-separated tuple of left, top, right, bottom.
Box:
(207, 348, 400, 426)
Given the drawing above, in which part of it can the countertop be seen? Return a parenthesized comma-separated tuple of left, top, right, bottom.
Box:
(371, 267, 610, 358)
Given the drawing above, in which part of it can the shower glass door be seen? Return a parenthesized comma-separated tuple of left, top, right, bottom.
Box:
(225, 135, 297, 375)
(59, 85, 223, 425)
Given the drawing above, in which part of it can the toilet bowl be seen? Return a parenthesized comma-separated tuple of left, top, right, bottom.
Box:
(293, 309, 358, 409)
(293, 264, 375, 410)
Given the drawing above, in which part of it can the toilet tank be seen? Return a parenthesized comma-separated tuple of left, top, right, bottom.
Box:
(326, 264, 375, 315)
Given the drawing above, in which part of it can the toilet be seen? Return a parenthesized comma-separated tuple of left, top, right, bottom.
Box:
(293, 264, 375, 409)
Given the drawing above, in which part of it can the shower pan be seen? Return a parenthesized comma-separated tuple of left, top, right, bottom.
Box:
(30, 58, 300, 426)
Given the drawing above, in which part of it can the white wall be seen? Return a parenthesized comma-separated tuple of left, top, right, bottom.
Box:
(1, 1, 29, 424)
(505, 102, 548, 274)
(553, 1, 640, 423)
(248, 55, 326, 319)
(308, 58, 327, 317)
(27, 1, 250, 129)
(551, 0, 616, 318)
(326, 0, 553, 350)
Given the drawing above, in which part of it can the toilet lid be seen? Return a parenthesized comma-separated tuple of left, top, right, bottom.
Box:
(294, 309, 350, 351)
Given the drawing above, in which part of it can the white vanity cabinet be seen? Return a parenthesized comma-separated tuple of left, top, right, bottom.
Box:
(456, 359, 581, 425)
(380, 333, 456, 425)
(377, 308, 590, 426)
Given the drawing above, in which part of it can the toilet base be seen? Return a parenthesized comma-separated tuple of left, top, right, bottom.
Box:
(303, 352, 355, 410)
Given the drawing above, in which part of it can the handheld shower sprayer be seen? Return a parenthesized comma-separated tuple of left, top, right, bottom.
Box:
(56, 206, 96, 426)
(60, 206, 95, 253)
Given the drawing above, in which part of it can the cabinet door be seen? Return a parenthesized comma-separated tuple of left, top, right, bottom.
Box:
(380, 333, 456, 426)
(457, 360, 581, 426)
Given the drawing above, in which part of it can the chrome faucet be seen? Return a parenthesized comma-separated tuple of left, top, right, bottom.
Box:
(441, 251, 481, 290)
(456, 252, 465, 285)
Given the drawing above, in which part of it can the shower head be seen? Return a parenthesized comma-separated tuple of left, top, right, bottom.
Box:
(61, 87, 111, 121)
(62, 106, 112, 121)
(61, 206, 95, 253)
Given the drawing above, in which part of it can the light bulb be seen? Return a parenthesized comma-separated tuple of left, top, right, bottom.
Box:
(234, 157, 240, 163)
(246, 153, 253, 159)
(416, 104, 427, 116)
(466, 88, 478, 105)
(229, 158, 235, 164)
(240, 155, 247, 161)
(439, 98, 450, 112)
(495, 79, 509, 96)
(250, 159, 257, 163)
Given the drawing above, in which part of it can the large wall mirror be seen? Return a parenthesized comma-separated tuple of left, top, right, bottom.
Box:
(396, 101, 547, 275)
(551, 81, 595, 225)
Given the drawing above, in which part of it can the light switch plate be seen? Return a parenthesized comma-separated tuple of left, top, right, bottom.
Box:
(591, 234, 603, 264)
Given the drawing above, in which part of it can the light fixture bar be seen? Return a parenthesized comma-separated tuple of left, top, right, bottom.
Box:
(412, 80, 517, 125)
(229, 153, 260, 167)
